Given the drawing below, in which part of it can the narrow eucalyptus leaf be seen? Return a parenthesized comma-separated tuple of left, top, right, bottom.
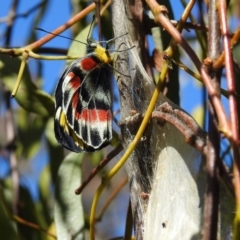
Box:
(0, 55, 54, 116)
(54, 152, 85, 240)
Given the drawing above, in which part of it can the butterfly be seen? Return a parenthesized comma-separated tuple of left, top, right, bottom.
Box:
(54, 41, 114, 152)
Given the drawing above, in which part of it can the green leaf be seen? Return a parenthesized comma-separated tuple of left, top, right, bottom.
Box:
(0, 188, 19, 240)
(0, 55, 54, 116)
(54, 152, 85, 240)
(2, 178, 46, 239)
(17, 108, 48, 159)
(45, 118, 64, 184)
(38, 164, 53, 230)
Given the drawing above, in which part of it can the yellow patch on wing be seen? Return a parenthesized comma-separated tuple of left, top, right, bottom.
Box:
(59, 111, 70, 134)
(58, 107, 85, 149)
(70, 129, 85, 149)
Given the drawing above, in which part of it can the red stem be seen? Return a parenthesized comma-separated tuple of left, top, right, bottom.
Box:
(154, 10, 231, 138)
(25, 3, 96, 50)
(218, 0, 240, 210)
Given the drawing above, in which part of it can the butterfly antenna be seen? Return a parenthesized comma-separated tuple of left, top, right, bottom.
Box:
(34, 27, 88, 46)
(87, 15, 96, 42)
(105, 33, 129, 44)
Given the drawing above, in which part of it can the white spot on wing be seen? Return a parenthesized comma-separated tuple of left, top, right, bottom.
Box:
(55, 107, 62, 120)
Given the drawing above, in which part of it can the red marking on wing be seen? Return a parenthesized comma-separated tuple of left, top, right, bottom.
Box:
(68, 74, 81, 90)
(67, 72, 74, 78)
(81, 58, 98, 71)
(72, 91, 79, 109)
(75, 109, 112, 123)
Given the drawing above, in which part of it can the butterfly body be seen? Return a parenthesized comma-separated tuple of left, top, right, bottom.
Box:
(54, 43, 113, 152)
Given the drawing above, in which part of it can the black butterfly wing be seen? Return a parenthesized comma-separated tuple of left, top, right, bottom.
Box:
(54, 55, 113, 152)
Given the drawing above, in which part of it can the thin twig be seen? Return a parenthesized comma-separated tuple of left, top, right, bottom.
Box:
(202, 0, 221, 238)
(152, 102, 207, 153)
(124, 199, 133, 240)
(213, 27, 240, 69)
(4, 0, 20, 215)
(95, 177, 128, 221)
(4, 0, 19, 47)
(75, 144, 123, 195)
(25, 3, 96, 51)
(0, 1, 46, 23)
(13, 215, 56, 239)
(218, 1, 240, 239)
